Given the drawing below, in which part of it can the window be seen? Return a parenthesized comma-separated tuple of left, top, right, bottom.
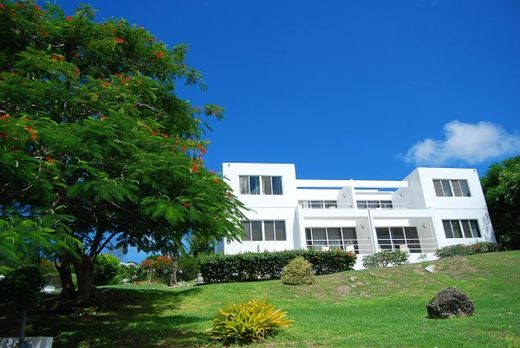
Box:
(356, 200, 393, 209)
(375, 227, 422, 253)
(442, 219, 481, 239)
(433, 179, 471, 197)
(299, 200, 338, 209)
(241, 220, 286, 241)
(239, 176, 282, 195)
(305, 227, 359, 253)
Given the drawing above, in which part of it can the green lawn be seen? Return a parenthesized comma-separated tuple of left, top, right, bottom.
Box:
(1, 251, 519, 347)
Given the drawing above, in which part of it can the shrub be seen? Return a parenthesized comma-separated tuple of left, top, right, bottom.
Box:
(362, 250, 409, 268)
(93, 254, 121, 285)
(0, 265, 45, 307)
(208, 299, 292, 344)
(177, 256, 199, 281)
(436, 242, 501, 258)
(281, 257, 315, 285)
(199, 249, 356, 283)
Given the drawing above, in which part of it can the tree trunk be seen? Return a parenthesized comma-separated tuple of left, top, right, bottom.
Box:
(56, 253, 75, 301)
(169, 259, 178, 286)
(19, 307, 27, 348)
(72, 254, 95, 303)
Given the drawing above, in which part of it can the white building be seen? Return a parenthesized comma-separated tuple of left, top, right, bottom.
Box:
(217, 162, 495, 266)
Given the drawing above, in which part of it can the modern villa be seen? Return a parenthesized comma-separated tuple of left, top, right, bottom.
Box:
(217, 162, 496, 266)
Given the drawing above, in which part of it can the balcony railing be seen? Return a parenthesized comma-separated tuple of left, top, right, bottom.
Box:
(299, 201, 410, 209)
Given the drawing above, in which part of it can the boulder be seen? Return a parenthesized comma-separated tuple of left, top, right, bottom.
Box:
(427, 287, 474, 318)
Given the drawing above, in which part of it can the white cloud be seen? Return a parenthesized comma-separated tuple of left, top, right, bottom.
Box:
(404, 121, 520, 165)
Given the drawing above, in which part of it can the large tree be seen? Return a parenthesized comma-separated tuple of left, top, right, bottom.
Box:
(481, 155, 520, 249)
(0, 1, 245, 301)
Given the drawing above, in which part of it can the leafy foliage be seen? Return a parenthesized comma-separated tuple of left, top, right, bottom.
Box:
(481, 156, 520, 249)
(199, 249, 356, 283)
(177, 256, 199, 281)
(93, 253, 121, 285)
(0, 265, 45, 308)
(435, 242, 502, 258)
(208, 299, 292, 344)
(362, 250, 409, 268)
(280, 256, 315, 285)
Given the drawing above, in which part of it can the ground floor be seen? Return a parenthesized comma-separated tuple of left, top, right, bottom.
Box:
(218, 207, 495, 268)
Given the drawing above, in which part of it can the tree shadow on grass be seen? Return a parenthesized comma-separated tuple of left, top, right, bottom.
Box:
(1, 286, 213, 347)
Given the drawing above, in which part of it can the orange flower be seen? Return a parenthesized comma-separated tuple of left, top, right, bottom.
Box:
(51, 54, 66, 62)
(45, 156, 56, 164)
(183, 202, 191, 208)
(213, 178, 220, 184)
(25, 126, 38, 141)
(101, 81, 111, 88)
(191, 160, 200, 173)
(100, 114, 107, 121)
(114, 37, 126, 44)
(0, 114, 10, 121)
(196, 143, 207, 155)
(154, 51, 164, 59)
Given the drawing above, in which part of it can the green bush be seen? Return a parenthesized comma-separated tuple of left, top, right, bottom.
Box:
(436, 242, 501, 258)
(208, 299, 292, 344)
(362, 250, 409, 268)
(199, 249, 356, 283)
(93, 254, 121, 285)
(281, 256, 315, 285)
(0, 265, 45, 307)
(177, 256, 198, 281)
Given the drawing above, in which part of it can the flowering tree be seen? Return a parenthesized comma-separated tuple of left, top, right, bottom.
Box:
(0, 1, 245, 301)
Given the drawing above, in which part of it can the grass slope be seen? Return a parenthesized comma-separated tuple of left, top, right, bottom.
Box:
(1, 251, 519, 347)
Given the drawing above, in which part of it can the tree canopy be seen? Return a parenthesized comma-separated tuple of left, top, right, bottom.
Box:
(0, 0, 245, 299)
(481, 155, 520, 249)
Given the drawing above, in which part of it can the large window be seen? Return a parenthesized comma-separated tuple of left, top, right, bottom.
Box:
(356, 200, 393, 209)
(433, 179, 471, 197)
(442, 219, 481, 238)
(299, 200, 338, 209)
(305, 227, 358, 253)
(241, 220, 286, 241)
(239, 176, 282, 195)
(376, 227, 421, 253)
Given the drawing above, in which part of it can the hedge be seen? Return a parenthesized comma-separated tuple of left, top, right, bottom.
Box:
(199, 249, 356, 283)
(435, 242, 502, 258)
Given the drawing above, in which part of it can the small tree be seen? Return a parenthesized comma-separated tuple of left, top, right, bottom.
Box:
(0, 265, 45, 347)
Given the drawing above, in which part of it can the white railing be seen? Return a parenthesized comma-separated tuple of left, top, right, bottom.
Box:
(299, 201, 411, 210)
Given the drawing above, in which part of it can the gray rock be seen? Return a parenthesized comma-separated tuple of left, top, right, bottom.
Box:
(427, 287, 474, 318)
(425, 265, 436, 273)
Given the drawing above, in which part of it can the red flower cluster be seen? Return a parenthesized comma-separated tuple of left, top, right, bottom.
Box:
(154, 51, 164, 60)
(0, 4, 6, 10)
(0, 132, 8, 139)
(183, 202, 191, 208)
(25, 126, 38, 141)
(196, 143, 206, 155)
(114, 37, 126, 44)
(0, 114, 10, 121)
(45, 156, 56, 164)
(191, 160, 200, 173)
(65, 16, 72, 22)
(51, 54, 66, 62)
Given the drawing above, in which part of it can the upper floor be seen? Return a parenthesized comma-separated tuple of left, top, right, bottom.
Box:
(222, 162, 488, 212)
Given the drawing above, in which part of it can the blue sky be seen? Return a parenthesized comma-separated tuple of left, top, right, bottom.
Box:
(51, 0, 520, 261)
